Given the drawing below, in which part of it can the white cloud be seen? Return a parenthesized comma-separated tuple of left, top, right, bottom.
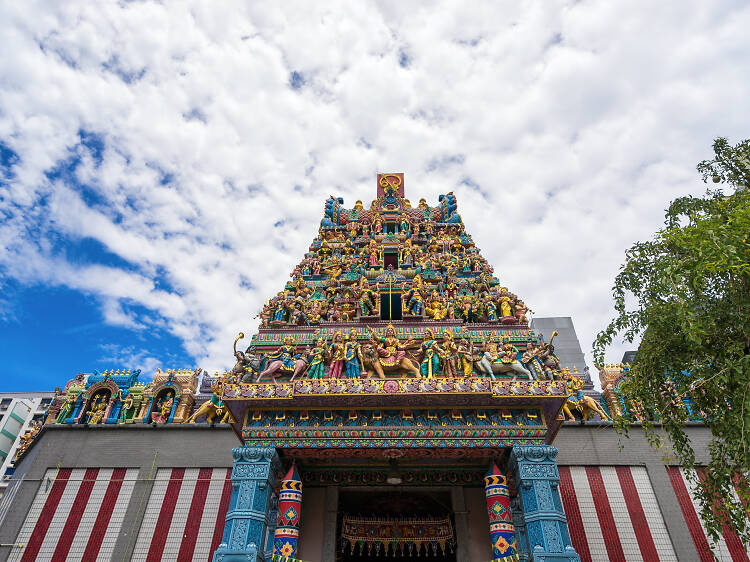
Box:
(1, 0, 749, 382)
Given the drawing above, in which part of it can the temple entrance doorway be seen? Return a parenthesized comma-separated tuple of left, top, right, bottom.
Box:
(336, 489, 457, 562)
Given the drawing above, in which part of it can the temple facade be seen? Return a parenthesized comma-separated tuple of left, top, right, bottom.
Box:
(0, 174, 747, 561)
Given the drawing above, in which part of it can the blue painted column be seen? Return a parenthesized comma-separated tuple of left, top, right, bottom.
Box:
(509, 445, 580, 562)
(213, 446, 281, 562)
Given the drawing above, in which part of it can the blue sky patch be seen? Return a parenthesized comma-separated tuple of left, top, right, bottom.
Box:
(0, 284, 189, 391)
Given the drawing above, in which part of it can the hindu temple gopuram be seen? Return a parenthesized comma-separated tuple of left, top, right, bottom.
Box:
(1, 174, 747, 561)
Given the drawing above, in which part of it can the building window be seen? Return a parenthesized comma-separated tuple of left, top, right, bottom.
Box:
(383, 251, 398, 269)
(380, 292, 402, 320)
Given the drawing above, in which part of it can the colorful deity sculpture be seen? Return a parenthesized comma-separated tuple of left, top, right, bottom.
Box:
(425, 290, 448, 320)
(56, 391, 79, 423)
(485, 295, 498, 322)
(399, 216, 410, 235)
(306, 338, 327, 379)
(85, 394, 108, 424)
(151, 390, 174, 424)
(419, 328, 442, 378)
(344, 329, 363, 378)
(187, 380, 231, 424)
(457, 336, 475, 376)
(496, 338, 533, 380)
(499, 287, 513, 319)
(441, 331, 459, 378)
(118, 393, 135, 423)
(561, 370, 612, 421)
(403, 283, 425, 316)
(15, 420, 42, 460)
(327, 332, 346, 378)
(366, 239, 380, 267)
(514, 300, 530, 324)
(484, 463, 518, 561)
(366, 324, 420, 377)
(257, 335, 308, 383)
(522, 342, 546, 380)
(273, 294, 289, 322)
(358, 277, 377, 317)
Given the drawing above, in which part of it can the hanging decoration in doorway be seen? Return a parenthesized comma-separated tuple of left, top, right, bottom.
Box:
(273, 463, 303, 559)
(340, 514, 455, 557)
(484, 463, 518, 561)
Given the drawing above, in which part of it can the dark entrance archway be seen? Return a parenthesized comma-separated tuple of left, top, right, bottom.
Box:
(336, 490, 457, 562)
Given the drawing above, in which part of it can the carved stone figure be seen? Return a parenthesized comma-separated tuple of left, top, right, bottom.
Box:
(419, 328, 442, 378)
(256, 335, 308, 383)
(306, 339, 327, 379)
(187, 381, 231, 424)
(561, 371, 611, 422)
(366, 324, 420, 378)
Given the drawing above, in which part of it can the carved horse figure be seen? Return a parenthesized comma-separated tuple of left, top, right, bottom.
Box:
(256, 357, 307, 383)
(476, 351, 533, 380)
(256, 335, 308, 383)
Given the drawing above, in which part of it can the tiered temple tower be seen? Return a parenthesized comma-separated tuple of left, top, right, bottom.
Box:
(212, 174, 581, 562)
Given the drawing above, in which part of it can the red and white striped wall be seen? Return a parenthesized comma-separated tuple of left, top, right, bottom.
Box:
(8, 468, 138, 562)
(667, 466, 749, 562)
(558, 466, 677, 562)
(131, 467, 232, 562)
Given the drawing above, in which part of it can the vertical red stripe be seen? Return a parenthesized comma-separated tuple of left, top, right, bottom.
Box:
(177, 468, 213, 561)
(208, 468, 233, 562)
(696, 469, 749, 562)
(667, 466, 714, 562)
(615, 467, 660, 560)
(557, 467, 592, 562)
(50, 468, 100, 562)
(146, 468, 185, 562)
(585, 467, 626, 562)
(20, 468, 73, 562)
(81, 468, 127, 562)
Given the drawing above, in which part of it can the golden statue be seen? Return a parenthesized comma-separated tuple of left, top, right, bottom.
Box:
(86, 399, 107, 424)
(187, 380, 232, 424)
(499, 287, 512, 318)
(425, 290, 448, 320)
(561, 370, 612, 422)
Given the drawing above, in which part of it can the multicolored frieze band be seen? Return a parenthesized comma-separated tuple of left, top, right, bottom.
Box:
(223, 378, 568, 401)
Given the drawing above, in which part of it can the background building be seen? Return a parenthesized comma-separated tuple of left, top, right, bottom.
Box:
(0, 393, 54, 498)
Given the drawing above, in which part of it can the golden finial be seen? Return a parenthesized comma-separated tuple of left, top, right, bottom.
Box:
(573, 366, 579, 374)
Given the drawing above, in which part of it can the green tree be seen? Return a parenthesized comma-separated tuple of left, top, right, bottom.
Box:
(594, 137, 750, 551)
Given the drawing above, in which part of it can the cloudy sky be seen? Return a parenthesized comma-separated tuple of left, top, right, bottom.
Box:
(1, 1, 748, 391)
